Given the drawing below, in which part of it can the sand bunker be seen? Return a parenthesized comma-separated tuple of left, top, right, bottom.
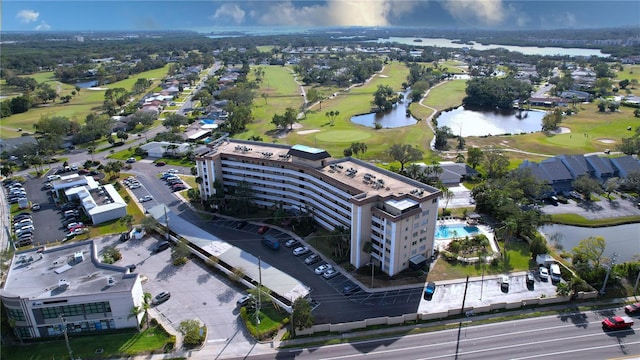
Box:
(378, 75, 389, 78)
(87, 87, 108, 91)
(298, 129, 321, 135)
(598, 138, 616, 144)
(551, 126, 571, 134)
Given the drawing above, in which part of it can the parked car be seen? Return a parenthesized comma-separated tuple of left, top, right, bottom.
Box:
(172, 185, 187, 191)
(167, 169, 179, 174)
(314, 263, 332, 275)
(78, 169, 90, 175)
(154, 241, 171, 253)
(257, 225, 270, 234)
(47, 175, 61, 181)
(322, 269, 339, 279)
(293, 246, 310, 256)
(152, 291, 171, 305)
(342, 284, 359, 296)
(155, 161, 166, 167)
(500, 275, 510, 293)
(539, 266, 549, 281)
(602, 316, 634, 330)
(139, 195, 153, 202)
(304, 254, 321, 265)
(285, 239, 300, 248)
(126, 157, 136, 163)
(129, 183, 141, 189)
(624, 302, 640, 316)
(236, 294, 254, 307)
(526, 272, 535, 290)
(424, 282, 436, 300)
(549, 263, 562, 283)
(31, 203, 41, 211)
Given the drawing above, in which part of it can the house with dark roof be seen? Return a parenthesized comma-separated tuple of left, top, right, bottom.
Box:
(0, 136, 38, 155)
(520, 158, 574, 194)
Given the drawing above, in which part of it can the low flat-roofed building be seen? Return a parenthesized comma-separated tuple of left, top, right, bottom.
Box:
(196, 139, 441, 276)
(65, 184, 127, 225)
(0, 240, 143, 339)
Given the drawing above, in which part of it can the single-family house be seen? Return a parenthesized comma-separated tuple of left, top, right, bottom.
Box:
(139, 141, 191, 158)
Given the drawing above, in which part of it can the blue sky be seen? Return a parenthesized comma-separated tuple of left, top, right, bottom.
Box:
(2, 1, 639, 32)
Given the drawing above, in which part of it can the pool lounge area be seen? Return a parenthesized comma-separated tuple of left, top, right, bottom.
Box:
(434, 218, 499, 254)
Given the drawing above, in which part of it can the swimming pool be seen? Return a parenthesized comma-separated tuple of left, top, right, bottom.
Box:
(199, 119, 215, 125)
(435, 224, 480, 239)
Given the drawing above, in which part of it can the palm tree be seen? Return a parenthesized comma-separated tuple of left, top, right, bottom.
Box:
(455, 152, 465, 163)
(128, 306, 143, 331)
(120, 214, 134, 231)
(87, 146, 96, 163)
(405, 163, 422, 180)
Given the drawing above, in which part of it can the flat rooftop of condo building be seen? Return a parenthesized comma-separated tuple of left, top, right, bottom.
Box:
(199, 139, 440, 201)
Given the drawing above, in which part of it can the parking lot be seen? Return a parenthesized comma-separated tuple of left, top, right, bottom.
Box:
(419, 271, 559, 314)
(12, 174, 68, 245)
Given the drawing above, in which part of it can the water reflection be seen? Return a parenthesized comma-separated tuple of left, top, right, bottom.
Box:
(436, 106, 546, 137)
(74, 80, 99, 88)
(350, 89, 417, 128)
(540, 223, 640, 263)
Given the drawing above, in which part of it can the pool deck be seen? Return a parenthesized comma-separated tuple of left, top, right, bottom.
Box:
(435, 218, 499, 255)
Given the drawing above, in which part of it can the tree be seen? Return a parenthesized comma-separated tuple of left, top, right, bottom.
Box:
(467, 147, 483, 169)
(35, 82, 58, 104)
(104, 160, 124, 177)
(291, 297, 314, 337)
(179, 319, 206, 347)
(455, 152, 465, 163)
(603, 177, 620, 199)
(529, 234, 548, 258)
(573, 236, 606, 268)
(141, 215, 159, 233)
(556, 282, 571, 297)
(440, 188, 455, 214)
(572, 175, 601, 201)
(482, 150, 510, 179)
(102, 245, 122, 264)
(541, 108, 563, 131)
(386, 144, 424, 172)
(349, 142, 368, 159)
(373, 84, 397, 111)
(171, 238, 191, 263)
(163, 113, 189, 130)
(120, 214, 134, 231)
(87, 146, 96, 163)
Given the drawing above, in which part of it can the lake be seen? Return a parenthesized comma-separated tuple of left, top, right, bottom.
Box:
(540, 223, 640, 263)
(374, 37, 609, 58)
(435, 106, 546, 137)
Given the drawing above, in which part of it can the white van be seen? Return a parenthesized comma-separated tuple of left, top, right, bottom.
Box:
(549, 263, 561, 283)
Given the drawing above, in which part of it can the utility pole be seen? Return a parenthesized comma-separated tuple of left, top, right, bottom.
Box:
(600, 252, 618, 296)
(460, 275, 469, 316)
(479, 253, 485, 300)
(256, 256, 262, 326)
(633, 270, 640, 296)
(60, 314, 74, 360)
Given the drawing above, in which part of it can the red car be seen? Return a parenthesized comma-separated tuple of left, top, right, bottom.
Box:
(625, 302, 640, 316)
(257, 225, 270, 234)
(602, 316, 634, 330)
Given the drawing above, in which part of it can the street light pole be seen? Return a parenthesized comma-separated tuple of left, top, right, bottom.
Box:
(60, 314, 74, 360)
(600, 252, 618, 296)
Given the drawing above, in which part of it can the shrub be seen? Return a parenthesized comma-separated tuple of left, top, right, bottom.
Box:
(173, 257, 187, 266)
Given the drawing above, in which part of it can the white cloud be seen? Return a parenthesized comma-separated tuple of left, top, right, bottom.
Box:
(16, 9, 40, 23)
(441, 0, 507, 26)
(253, 0, 421, 27)
(211, 3, 246, 25)
(35, 21, 51, 31)
(539, 11, 577, 29)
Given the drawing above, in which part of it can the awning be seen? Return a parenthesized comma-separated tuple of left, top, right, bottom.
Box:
(409, 254, 427, 265)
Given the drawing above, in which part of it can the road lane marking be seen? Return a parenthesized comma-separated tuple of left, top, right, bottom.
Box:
(511, 340, 640, 360)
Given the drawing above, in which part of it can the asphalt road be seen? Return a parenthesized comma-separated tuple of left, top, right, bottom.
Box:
(244, 308, 640, 360)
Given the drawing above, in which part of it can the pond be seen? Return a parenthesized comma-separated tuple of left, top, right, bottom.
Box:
(350, 89, 417, 128)
(539, 223, 640, 263)
(436, 106, 547, 137)
(74, 80, 99, 88)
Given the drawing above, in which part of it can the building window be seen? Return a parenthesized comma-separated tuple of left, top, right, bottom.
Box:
(414, 213, 420, 219)
(6, 308, 25, 321)
(422, 210, 429, 216)
(432, 199, 437, 203)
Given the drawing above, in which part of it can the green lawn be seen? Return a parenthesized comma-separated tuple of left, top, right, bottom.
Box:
(1, 326, 173, 360)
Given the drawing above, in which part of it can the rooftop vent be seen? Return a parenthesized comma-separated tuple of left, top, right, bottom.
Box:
(106, 276, 115, 286)
(58, 278, 70, 289)
(74, 251, 84, 263)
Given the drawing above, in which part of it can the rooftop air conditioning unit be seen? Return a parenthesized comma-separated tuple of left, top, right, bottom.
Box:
(107, 277, 115, 286)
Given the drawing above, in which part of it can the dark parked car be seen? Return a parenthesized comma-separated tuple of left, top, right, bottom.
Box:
(154, 241, 171, 253)
(235, 221, 248, 229)
(257, 225, 270, 234)
(155, 161, 166, 167)
(526, 272, 535, 290)
(342, 284, 359, 296)
(424, 282, 436, 300)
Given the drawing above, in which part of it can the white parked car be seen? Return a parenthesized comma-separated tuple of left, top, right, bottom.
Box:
(322, 269, 339, 279)
(539, 266, 549, 281)
(293, 246, 310, 256)
(314, 263, 332, 275)
(139, 195, 153, 202)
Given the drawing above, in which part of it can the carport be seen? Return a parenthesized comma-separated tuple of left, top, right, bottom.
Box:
(147, 205, 310, 307)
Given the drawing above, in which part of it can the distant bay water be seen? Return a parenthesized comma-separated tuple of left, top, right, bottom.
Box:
(374, 37, 609, 57)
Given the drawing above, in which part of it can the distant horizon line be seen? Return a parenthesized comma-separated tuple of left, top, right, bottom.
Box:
(2, 24, 638, 34)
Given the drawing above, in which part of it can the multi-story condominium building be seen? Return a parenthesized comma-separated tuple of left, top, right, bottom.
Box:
(196, 139, 441, 276)
(0, 241, 143, 339)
